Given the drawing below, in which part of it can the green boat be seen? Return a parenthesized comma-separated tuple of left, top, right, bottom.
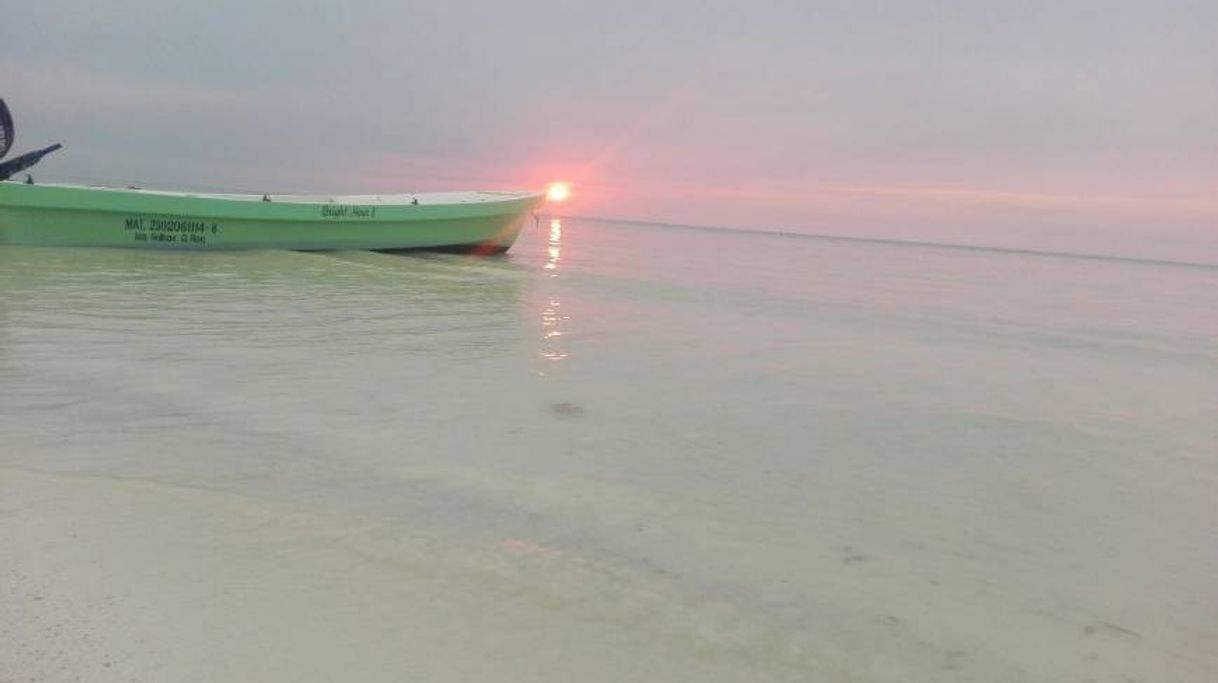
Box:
(0, 99, 542, 253)
(0, 183, 543, 252)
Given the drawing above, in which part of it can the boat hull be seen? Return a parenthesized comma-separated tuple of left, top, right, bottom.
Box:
(0, 183, 542, 252)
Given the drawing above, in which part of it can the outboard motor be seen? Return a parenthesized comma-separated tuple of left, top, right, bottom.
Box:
(0, 98, 63, 181)
(0, 98, 11, 159)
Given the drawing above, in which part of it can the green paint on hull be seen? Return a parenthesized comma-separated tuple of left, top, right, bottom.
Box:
(0, 182, 543, 252)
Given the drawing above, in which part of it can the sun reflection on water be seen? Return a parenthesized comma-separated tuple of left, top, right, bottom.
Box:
(538, 218, 569, 364)
(544, 218, 562, 275)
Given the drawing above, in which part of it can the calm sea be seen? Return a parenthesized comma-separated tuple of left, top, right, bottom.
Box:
(2, 218, 1216, 682)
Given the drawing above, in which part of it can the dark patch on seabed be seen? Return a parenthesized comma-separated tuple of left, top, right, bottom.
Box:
(549, 402, 585, 418)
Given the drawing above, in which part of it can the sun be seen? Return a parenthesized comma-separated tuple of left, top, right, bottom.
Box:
(546, 182, 572, 203)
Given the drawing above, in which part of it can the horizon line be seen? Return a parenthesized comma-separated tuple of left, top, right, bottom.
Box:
(538, 212, 1218, 272)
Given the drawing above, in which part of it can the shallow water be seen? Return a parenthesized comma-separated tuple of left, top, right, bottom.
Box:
(2, 219, 1216, 681)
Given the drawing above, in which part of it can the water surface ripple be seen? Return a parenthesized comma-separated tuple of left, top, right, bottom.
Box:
(2, 220, 1216, 682)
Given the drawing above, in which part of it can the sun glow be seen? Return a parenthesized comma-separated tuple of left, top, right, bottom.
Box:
(546, 182, 572, 203)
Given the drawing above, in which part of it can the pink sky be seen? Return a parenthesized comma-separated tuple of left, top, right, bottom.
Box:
(6, 2, 1216, 260)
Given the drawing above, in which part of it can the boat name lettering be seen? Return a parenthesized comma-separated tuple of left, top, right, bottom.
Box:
(320, 205, 377, 219)
(123, 216, 220, 245)
(124, 217, 219, 233)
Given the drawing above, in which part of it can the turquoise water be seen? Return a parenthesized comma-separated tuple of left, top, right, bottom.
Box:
(2, 218, 1216, 681)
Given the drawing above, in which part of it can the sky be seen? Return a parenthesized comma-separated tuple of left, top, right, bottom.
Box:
(4, 0, 1217, 258)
